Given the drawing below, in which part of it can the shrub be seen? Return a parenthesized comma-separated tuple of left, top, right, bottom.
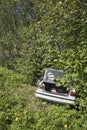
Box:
(0, 66, 26, 88)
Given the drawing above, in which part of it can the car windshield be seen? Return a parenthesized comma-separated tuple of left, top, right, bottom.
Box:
(46, 69, 65, 80)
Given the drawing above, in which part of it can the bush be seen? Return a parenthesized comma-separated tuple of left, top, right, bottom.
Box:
(8, 106, 87, 130)
(0, 66, 26, 88)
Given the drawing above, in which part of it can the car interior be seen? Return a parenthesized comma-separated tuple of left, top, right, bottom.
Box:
(43, 82, 68, 94)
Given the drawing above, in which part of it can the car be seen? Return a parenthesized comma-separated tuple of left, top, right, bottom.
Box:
(36, 68, 76, 105)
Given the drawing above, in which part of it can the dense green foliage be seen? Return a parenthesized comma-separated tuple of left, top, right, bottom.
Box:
(0, 0, 87, 129)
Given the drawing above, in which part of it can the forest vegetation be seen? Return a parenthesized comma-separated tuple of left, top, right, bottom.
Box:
(0, 0, 87, 130)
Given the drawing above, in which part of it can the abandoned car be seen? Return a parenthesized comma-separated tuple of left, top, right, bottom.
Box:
(36, 68, 76, 105)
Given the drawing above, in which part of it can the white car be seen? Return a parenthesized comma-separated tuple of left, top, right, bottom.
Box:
(36, 68, 76, 105)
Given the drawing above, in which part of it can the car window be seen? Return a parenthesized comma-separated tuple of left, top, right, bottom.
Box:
(40, 75, 44, 80)
(46, 69, 65, 80)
